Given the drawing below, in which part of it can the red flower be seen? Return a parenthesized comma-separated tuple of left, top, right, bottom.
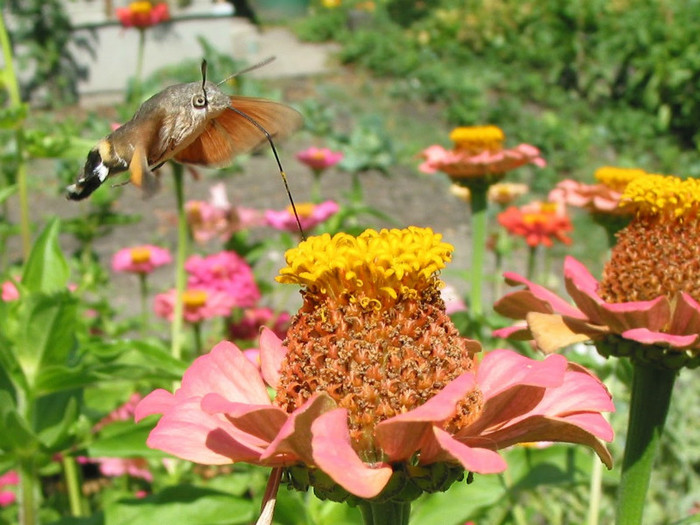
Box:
(498, 201, 573, 247)
(116, 1, 169, 28)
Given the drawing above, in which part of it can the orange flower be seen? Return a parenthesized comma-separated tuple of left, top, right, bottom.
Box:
(498, 201, 572, 247)
(116, 1, 169, 28)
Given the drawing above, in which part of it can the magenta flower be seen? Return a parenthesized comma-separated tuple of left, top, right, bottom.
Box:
(0, 471, 18, 507)
(296, 147, 344, 173)
(138, 228, 613, 508)
(185, 251, 260, 308)
(228, 307, 291, 341)
(154, 288, 238, 323)
(1, 281, 19, 301)
(186, 183, 263, 244)
(265, 200, 339, 233)
(112, 245, 172, 274)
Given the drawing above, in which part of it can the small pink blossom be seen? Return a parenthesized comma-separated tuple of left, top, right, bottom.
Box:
(136, 329, 614, 499)
(549, 179, 627, 214)
(0, 470, 18, 507)
(80, 457, 153, 482)
(112, 245, 172, 274)
(229, 307, 291, 341)
(154, 288, 238, 323)
(296, 147, 344, 172)
(94, 393, 143, 432)
(185, 251, 260, 308)
(1, 281, 19, 301)
(265, 200, 339, 233)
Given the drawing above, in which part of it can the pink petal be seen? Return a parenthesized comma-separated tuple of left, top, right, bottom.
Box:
(430, 427, 507, 473)
(311, 409, 393, 499)
(374, 373, 475, 461)
(134, 389, 178, 421)
(477, 350, 567, 399)
(200, 393, 288, 443)
(498, 272, 585, 319)
(668, 293, 700, 335)
(621, 328, 699, 349)
(598, 297, 670, 333)
(259, 327, 286, 388)
(261, 394, 337, 465)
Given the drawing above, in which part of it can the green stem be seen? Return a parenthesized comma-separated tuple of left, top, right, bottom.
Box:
(138, 272, 150, 331)
(192, 322, 203, 355)
(526, 244, 537, 281)
(18, 458, 39, 525)
(357, 500, 411, 525)
(615, 361, 676, 525)
(62, 455, 85, 517)
(468, 184, 488, 317)
(0, 11, 31, 260)
(586, 448, 603, 525)
(311, 171, 322, 203)
(171, 164, 187, 361)
(501, 469, 528, 525)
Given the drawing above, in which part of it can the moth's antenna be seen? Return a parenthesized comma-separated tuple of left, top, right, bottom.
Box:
(226, 105, 306, 240)
(218, 56, 276, 86)
(201, 59, 208, 105)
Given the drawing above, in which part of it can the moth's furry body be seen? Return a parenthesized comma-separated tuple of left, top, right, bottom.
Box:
(67, 64, 302, 200)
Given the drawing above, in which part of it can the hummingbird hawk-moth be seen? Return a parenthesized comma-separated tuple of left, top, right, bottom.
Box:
(66, 58, 303, 211)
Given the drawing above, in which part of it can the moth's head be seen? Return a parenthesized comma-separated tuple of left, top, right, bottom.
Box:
(184, 59, 230, 118)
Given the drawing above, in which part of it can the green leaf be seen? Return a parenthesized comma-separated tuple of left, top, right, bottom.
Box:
(0, 184, 17, 204)
(0, 104, 28, 128)
(22, 218, 70, 293)
(2, 409, 41, 456)
(35, 390, 81, 450)
(88, 420, 167, 459)
(104, 485, 255, 525)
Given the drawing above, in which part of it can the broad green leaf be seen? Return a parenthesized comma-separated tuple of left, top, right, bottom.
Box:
(88, 420, 167, 459)
(2, 409, 40, 456)
(0, 184, 16, 204)
(22, 218, 70, 293)
(104, 485, 255, 525)
(35, 390, 81, 450)
(47, 513, 104, 525)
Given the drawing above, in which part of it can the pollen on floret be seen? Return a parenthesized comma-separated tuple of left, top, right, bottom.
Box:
(619, 174, 700, 218)
(130, 246, 152, 264)
(594, 166, 648, 192)
(449, 125, 505, 154)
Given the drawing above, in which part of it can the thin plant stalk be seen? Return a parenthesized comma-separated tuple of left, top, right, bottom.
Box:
(526, 245, 537, 281)
(18, 458, 39, 525)
(0, 12, 31, 260)
(138, 273, 150, 330)
(62, 455, 85, 517)
(468, 184, 488, 317)
(171, 164, 187, 360)
(586, 449, 603, 525)
(192, 322, 203, 355)
(615, 361, 676, 524)
(310, 171, 323, 203)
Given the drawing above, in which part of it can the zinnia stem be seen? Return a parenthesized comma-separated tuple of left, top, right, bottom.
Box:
(587, 448, 603, 525)
(358, 500, 411, 525)
(138, 273, 149, 330)
(18, 458, 39, 525)
(469, 184, 488, 316)
(615, 361, 676, 525)
(526, 245, 537, 281)
(171, 164, 187, 361)
(62, 455, 85, 517)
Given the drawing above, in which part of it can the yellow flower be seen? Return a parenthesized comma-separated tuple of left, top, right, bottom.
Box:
(619, 173, 700, 218)
(594, 166, 648, 192)
(449, 125, 505, 154)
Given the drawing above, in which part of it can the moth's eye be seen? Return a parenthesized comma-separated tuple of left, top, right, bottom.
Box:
(192, 94, 207, 108)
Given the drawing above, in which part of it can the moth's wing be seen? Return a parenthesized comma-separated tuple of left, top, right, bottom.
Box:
(129, 143, 161, 198)
(173, 96, 303, 167)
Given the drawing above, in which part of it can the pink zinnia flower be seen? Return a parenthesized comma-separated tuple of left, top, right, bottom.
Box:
(419, 126, 545, 186)
(116, 1, 169, 28)
(78, 456, 153, 482)
(0, 471, 18, 507)
(495, 174, 700, 368)
(265, 200, 339, 233)
(185, 251, 260, 308)
(1, 281, 19, 301)
(229, 307, 291, 341)
(154, 288, 237, 323)
(186, 183, 263, 244)
(296, 147, 344, 173)
(112, 245, 172, 274)
(498, 201, 573, 247)
(137, 227, 613, 509)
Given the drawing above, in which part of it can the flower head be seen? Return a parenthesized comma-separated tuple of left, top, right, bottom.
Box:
(419, 126, 545, 188)
(498, 201, 573, 247)
(1, 281, 19, 302)
(112, 245, 172, 274)
(496, 175, 700, 368)
(296, 147, 344, 173)
(138, 227, 613, 504)
(186, 183, 263, 244)
(154, 288, 237, 323)
(0, 471, 18, 507)
(116, 1, 169, 28)
(265, 200, 339, 233)
(185, 251, 260, 308)
(229, 307, 290, 341)
(451, 182, 529, 206)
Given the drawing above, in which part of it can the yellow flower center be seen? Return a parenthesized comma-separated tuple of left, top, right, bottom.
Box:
(129, 1, 153, 14)
(449, 125, 504, 154)
(182, 290, 208, 308)
(287, 202, 315, 218)
(130, 246, 152, 264)
(594, 166, 647, 192)
(619, 174, 700, 218)
(277, 227, 454, 311)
